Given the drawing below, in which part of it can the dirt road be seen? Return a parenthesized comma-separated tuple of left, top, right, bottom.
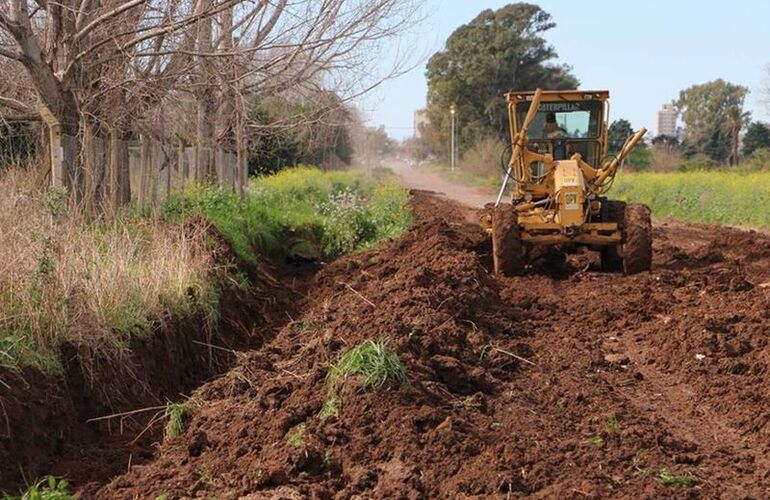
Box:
(88, 183, 770, 498)
(389, 161, 497, 208)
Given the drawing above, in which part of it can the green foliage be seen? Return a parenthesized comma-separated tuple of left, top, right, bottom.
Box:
(320, 339, 407, 420)
(613, 171, 770, 228)
(657, 468, 697, 487)
(677, 154, 718, 172)
(286, 423, 306, 447)
(742, 122, 770, 157)
(609, 119, 651, 170)
(627, 143, 652, 171)
(675, 79, 749, 162)
(247, 94, 353, 175)
(608, 119, 634, 153)
(162, 167, 411, 266)
(165, 401, 191, 439)
(424, 3, 578, 155)
(742, 148, 770, 172)
(2, 476, 72, 500)
(0, 330, 63, 375)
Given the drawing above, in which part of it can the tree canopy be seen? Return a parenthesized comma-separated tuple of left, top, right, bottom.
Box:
(675, 79, 749, 163)
(423, 3, 578, 155)
(742, 121, 770, 157)
(608, 119, 634, 153)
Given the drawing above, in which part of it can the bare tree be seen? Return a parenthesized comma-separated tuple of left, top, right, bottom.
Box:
(0, 0, 423, 211)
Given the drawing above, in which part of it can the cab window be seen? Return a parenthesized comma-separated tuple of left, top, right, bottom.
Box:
(517, 101, 603, 139)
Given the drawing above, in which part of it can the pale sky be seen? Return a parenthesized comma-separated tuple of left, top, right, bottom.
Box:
(360, 0, 770, 140)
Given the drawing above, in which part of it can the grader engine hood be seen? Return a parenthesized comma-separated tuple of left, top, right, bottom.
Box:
(553, 160, 585, 228)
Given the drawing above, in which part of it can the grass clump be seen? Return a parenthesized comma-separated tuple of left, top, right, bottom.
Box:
(604, 414, 620, 435)
(286, 423, 306, 447)
(320, 339, 407, 420)
(656, 468, 697, 487)
(2, 476, 72, 500)
(586, 434, 604, 447)
(164, 401, 191, 439)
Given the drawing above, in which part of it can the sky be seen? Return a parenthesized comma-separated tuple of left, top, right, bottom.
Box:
(359, 0, 770, 140)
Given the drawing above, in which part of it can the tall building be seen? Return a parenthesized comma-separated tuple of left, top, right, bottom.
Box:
(413, 109, 429, 138)
(656, 104, 677, 137)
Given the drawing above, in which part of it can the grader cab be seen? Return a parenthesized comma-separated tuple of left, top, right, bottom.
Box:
(487, 89, 652, 276)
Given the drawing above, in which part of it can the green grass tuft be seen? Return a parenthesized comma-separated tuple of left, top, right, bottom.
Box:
(320, 339, 407, 420)
(165, 401, 191, 439)
(656, 468, 697, 487)
(286, 423, 306, 447)
(2, 476, 72, 500)
(604, 414, 620, 435)
(586, 434, 604, 447)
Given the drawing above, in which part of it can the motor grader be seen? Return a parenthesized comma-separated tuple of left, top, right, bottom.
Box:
(485, 88, 652, 276)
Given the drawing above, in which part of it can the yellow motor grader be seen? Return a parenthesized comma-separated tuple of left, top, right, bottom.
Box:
(486, 88, 652, 276)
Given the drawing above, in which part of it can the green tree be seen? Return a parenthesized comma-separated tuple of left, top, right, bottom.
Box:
(607, 119, 634, 152)
(424, 3, 578, 157)
(675, 79, 749, 164)
(742, 121, 770, 157)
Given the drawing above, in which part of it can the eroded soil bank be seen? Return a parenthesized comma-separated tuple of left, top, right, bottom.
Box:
(0, 222, 314, 492)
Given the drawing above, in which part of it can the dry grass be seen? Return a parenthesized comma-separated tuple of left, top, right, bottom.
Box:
(0, 168, 219, 374)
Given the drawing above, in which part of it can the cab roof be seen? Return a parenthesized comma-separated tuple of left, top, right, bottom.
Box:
(506, 90, 610, 103)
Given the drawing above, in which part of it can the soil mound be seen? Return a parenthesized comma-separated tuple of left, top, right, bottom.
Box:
(98, 206, 535, 498)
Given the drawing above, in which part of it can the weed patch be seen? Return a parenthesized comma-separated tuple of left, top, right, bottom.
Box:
(0, 169, 218, 373)
(320, 339, 406, 420)
(2, 476, 72, 500)
(165, 401, 191, 439)
(286, 423, 306, 447)
(657, 468, 697, 487)
(604, 414, 620, 435)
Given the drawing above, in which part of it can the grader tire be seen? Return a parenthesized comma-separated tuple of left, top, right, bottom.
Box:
(622, 203, 652, 274)
(492, 205, 524, 276)
(600, 200, 625, 272)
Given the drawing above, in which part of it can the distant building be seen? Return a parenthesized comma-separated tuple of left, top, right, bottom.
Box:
(656, 104, 677, 137)
(413, 109, 429, 138)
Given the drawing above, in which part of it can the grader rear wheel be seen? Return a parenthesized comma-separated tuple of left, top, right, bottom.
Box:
(492, 205, 524, 276)
(623, 203, 653, 274)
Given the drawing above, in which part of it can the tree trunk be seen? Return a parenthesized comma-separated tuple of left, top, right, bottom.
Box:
(196, 2, 216, 183)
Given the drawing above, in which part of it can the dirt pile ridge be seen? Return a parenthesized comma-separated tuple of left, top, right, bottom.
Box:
(96, 192, 770, 499)
(98, 195, 531, 498)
